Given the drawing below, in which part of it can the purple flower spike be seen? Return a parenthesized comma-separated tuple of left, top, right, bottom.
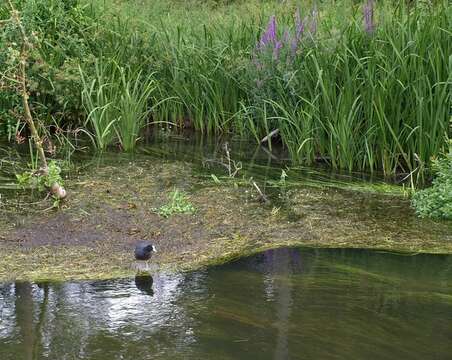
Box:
(273, 40, 283, 60)
(267, 15, 277, 40)
(295, 8, 305, 40)
(310, 5, 318, 36)
(283, 30, 290, 44)
(290, 8, 306, 56)
(363, 0, 375, 34)
(259, 15, 277, 49)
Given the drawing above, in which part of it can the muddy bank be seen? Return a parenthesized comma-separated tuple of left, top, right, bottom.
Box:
(1, 157, 451, 282)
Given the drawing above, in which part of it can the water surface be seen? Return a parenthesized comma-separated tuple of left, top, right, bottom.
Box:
(1, 248, 451, 359)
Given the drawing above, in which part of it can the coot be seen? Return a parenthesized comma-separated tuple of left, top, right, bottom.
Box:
(134, 241, 157, 260)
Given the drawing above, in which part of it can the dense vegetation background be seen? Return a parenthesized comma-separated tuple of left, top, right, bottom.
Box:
(0, 0, 450, 199)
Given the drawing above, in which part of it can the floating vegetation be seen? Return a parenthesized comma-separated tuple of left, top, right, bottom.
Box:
(154, 189, 196, 218)
(0, 147, 451, 283)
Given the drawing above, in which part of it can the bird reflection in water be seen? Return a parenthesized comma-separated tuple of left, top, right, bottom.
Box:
(134, 273, 154, 296)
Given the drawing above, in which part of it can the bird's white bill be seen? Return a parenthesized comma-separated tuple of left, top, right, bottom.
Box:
(152, 245, 157, 252)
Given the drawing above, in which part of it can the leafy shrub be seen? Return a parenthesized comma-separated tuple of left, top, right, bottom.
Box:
(411, 145, 452, 219)
(0, 0, 99, 131)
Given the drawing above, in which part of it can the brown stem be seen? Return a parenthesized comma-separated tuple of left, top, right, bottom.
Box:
(19, 57, 48, 170)
(8, 0, 66, 199)
(8, 0, 47, 170)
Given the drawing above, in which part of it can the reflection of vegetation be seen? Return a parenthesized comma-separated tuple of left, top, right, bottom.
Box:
(155, 189, 196, 218)
(412, 145, 452, 219)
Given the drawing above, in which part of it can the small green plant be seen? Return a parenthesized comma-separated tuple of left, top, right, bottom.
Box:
(17, 160, 64, 192)
(411, 145, 452, 220)
(155, 189, 196, 218)
(279, 169, 288, 187)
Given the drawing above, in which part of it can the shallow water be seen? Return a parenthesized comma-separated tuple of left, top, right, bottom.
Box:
(0, 134, 401, 195)
(1, 135, 451, 258)
(1, 248, 451, 360)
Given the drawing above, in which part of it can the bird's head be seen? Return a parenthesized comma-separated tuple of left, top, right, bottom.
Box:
(146, 244, 157, 253)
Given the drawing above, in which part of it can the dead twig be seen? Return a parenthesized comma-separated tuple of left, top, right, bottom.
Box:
(260, 128, 279, 145)
(252, 181, 269, 204)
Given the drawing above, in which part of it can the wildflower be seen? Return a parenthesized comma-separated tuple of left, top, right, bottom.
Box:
(259, 15, 277, 49)
(295, 8, 305, 40)
(273, 40, 283, 60)
(292, 8, 305, 55)
(363, 0, 375, 34)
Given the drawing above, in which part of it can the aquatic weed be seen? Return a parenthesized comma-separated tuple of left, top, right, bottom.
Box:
(155, 189, 196, 218)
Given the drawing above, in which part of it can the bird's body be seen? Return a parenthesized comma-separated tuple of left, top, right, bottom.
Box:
(134, 241, 157, 260)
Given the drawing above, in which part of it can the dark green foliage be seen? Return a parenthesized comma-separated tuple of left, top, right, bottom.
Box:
(1, 0, 451, 183)
(412, 144, 452, 219)
(0, 0, 99, 135)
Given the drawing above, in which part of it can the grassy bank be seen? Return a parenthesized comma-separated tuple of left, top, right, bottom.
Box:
(0, 0, 451, 181)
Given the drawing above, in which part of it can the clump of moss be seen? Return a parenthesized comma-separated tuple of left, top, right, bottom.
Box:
(412, 146, 452, 220)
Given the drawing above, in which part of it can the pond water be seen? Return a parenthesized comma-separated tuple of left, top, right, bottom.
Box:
(1, 247, 451, 360)
(0, 133, 403, 195)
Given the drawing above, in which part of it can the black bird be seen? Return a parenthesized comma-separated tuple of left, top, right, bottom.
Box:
(134, 241, 157, 260)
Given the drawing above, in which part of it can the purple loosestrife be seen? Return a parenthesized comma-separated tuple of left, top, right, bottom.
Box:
(292, 8, 305, 55)
(363, 0, 375, 34)
(273, 40, 283, 60)
(254, 8, 317, 68)
(259, 15, 277, 49)
(310, 5, 318, 36)
(295, 8, 305, 40)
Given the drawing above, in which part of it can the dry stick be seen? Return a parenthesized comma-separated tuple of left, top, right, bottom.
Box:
(260, 128, 279, 145)
(19, 59, 48, 170)
(8, 1, 66, 199)
(252, 181, 269, 204)
(223, 142, 232, 177)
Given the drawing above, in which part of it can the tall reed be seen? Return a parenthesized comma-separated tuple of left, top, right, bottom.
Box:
(115, 66, 155, 152)
(80, 61, 156, 151)
(136, 1, 450, 179)
(3, 0, 450, 180)
(80, 61, 118, 151)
